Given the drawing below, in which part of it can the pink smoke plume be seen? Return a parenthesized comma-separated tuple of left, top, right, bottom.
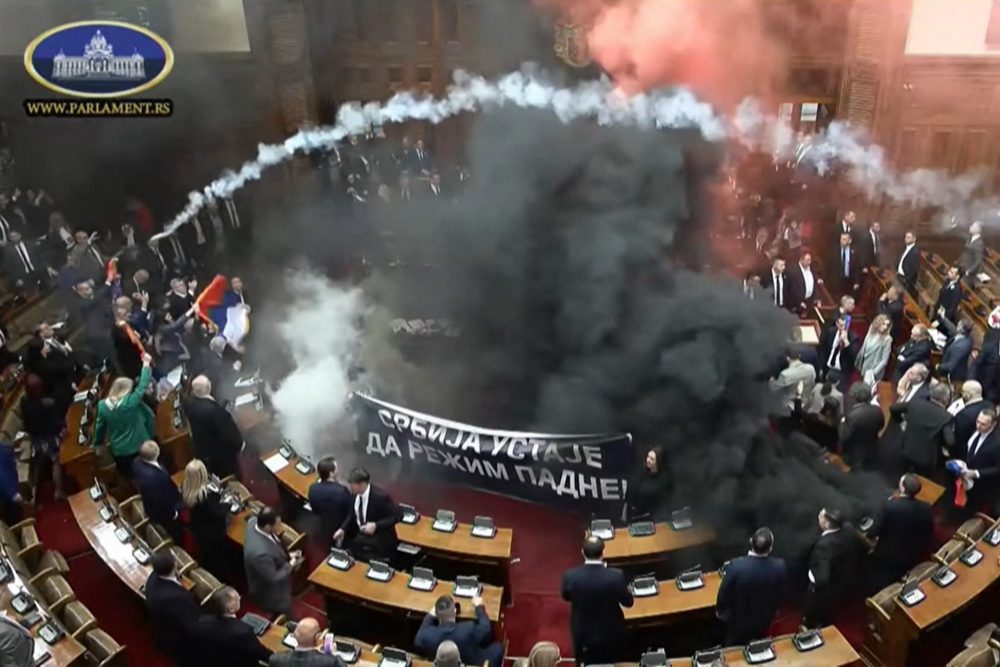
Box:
(539, 0, 790, 108)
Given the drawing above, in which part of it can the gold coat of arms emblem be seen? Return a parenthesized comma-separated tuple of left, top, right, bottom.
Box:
(554, 21, 591, 68)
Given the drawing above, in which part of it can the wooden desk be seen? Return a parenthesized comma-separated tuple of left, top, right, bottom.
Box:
(67, 490, 192, 598)
(662, 626, 859, 666)
(262, 450, 514, 575)
(821, 450, 944, 507)
(59, 377, 106, 491)
(601, 523, 715, 564)
(0, 553, 86, 666)
(155, 392, 193, 471)
(259, 624, 430, 666)
(307, 559, 503, 624)
(624, 572, 721, 625)
(897, 538, 1000, 631)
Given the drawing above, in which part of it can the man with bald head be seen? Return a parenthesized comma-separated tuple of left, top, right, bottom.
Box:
(182, 375, 244, 479)
(892, 324, 933, 383)
(954, 380, 994, 448)
(269, 617, 345, 666)
(434, 642, 461, 667)
(561, 535, 633, 664)
(132, 441, 184, 543)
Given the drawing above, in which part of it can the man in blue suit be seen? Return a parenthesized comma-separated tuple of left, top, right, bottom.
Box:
(132, 441, 184, 543)
(561, 535, 634, 665)
(307, 457, 352, 548)
(716, 527, 787, 646)
(414, 594, 503, 667)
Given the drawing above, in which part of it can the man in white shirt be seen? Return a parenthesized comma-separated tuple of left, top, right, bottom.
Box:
(333, 468, 402, 561)
(896, 230, 919, 294)
(788, 252, 823, 314)
(956, 409, 1000, 513)
(804, 509, 855, 627)
(2, 230, 50, 290)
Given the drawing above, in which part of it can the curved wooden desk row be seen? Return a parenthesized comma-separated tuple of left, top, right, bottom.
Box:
(867, 517, 1000, 667)
(260, 449, 514, 563)
(624, 572, 721, 624)
(620, 626, 859, 667)
(598, 523, 716, 563)
(67, 490, 195, 598)
(0, 551, 86, 666)
(307, 558, 504, 624)
(60, 377, 193, 492)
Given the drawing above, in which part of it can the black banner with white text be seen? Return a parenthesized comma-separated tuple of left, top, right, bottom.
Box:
(353, 394, 632, 512)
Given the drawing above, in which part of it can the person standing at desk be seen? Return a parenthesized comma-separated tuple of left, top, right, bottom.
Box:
(183, 375, 245, 480)
(93, 353, 155, 479)
(144, 551, 204, 667)
(244, 507, 303, 617)
(804, 508, 858, 628)
(132, 441, 184, 544)
(180, 459, 232, 582)
(415, 594, 504, 667)
(333, 468, 402, 562)
(869, 474, 933, 591)
(308, 457, 352, 549)
(624, 446, 670, 521)
(561, 535, 633, 665)
(716, 527, 787, 645)
(197, 587, 272, 667)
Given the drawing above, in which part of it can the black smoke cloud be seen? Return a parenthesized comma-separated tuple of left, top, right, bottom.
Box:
(361, 108, 885, 558)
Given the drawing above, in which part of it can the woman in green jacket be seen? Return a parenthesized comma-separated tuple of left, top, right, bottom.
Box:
(93, 353, 155, 477)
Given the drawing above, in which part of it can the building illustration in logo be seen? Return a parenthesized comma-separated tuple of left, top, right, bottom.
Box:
(51, 30, 145, 80)
(554, 21, 592, 68)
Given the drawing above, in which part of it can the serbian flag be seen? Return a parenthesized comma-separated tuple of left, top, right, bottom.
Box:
(946, 459, 970, 507)
(220, 303, 251, 347)
(119, 321, 145, 356)
(105, 257, 119, 284)
(194, 275, 228, 329)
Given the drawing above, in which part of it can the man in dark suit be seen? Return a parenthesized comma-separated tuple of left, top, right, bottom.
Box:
(183, 375, 244, 479)
(931, 266, 964, 326)
(957, 408, 1000, 514)
(715, 527, 787, 645)
(269, 618, 345, 667)
(166, 278, 195, 322)
(976, 327, 1000, 403)
(937, 318, 974, 382)
(953, 381, 992, 448)
(2, 230, 48, 293)
(144, 551, 204, 667)
(414, 595, 503, 667)
(895, 230, 920, 295)
(892, 324, 933, 383)
(245, 507, 303, 617)
(869, 474, 933, 591)
(132, 441, 184, 543)
(803, 508, 859, 628)
(839, 382, 885, 469)
(0, 608, 35, 666)
(334, 468, 402, 562)
(858, 221, 883, 273)
(785, 251, 823, 315)
(197, 587, 271, 667)
(819, 314, 859, 389)
(832, 232, 860, 296)
(561, 535, 634, 665)
(760, 256, 789, 310)
(68, 278, 115, 369)
(308, 457, 352, 549)
(890, 382, 954, 478)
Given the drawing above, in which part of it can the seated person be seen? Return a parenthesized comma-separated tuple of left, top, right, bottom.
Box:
(269, 617, 344, 667)
(197, 587, 272, 667)
(415, 595, 503, 667)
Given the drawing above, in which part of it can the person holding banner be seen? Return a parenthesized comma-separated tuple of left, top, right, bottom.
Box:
(333, 468, 402, 562)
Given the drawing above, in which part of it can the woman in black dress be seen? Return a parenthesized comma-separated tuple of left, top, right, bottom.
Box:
(179, 459, 232, 581)
(625, 446, 671, 521)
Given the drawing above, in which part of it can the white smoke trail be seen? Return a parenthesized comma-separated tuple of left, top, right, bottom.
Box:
(157, 64, 996, 242)
(270, 271, 366, 463)
(152, 65, 726, 240)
